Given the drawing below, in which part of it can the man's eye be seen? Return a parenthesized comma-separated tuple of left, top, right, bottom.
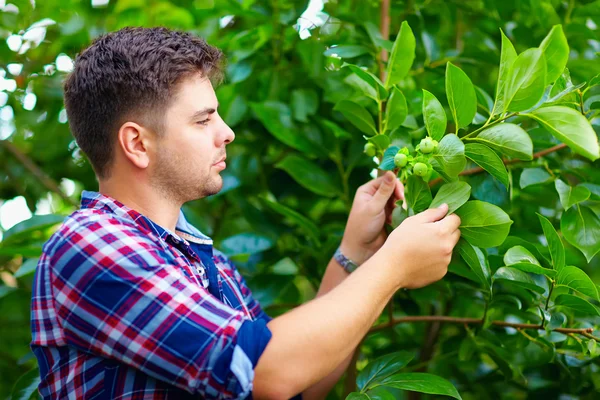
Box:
(197, 119, 210, 126)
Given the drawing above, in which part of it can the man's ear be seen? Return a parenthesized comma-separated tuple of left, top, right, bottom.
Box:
(117, 122, 153, 170)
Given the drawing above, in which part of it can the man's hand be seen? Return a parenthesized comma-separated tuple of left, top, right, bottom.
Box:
(340, 171, 404, 265)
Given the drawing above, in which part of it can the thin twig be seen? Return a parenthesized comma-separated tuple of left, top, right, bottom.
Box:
(429, 143, 568, 187)
(370, 315, 596, 337)
(0, 140, 77, 206)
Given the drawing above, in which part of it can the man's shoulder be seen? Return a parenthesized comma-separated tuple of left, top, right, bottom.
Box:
(43, 208, 162, 261)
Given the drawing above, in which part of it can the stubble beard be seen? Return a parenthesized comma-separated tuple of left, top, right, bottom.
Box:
(150, 150, 223, 205)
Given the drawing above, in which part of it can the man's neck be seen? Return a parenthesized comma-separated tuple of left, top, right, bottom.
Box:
(98, 179, 181, 232)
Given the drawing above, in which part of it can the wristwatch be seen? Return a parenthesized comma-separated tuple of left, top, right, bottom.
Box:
(334, 246, 360, 274)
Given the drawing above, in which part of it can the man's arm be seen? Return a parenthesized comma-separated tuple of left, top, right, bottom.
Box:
(252, 205, 461, 399)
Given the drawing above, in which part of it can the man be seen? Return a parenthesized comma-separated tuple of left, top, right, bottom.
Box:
(30, 27, 460, 399)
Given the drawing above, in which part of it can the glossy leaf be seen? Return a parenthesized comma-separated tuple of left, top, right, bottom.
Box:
(507, 262, 556, 278)
(406, 175, 432, 214)
(537, 214, 565, 271)
(520, 168, 553, 189)
(446, 62, 477, 130)
(504, 245, 541, 266)
(276, 155, 341, 197)
(555, 179, 591, 210)
(379, 146, 400, 171)
(557, 266, 599, 300)
(504, 48, 547, 112)
(346, 393, 369, 400)
(493, 267, 545, 294)
(334, 100, 378, 136)
(385, 21, 416, 88)
(429, 181, 471, 214)
(554, 294, 600, 316)
(464, 143, 509, 188)
(560, 205, 600, 262)
(455, 201, 513, 248)
(378, 373, 462, 399)
(324, 45, 370, 58)
(260, 198, 320, 244)
(491, 30, 517, 116)
(9, 368, 40, 400)
(431, 134, 466, 180)
(470, 123, 533, 160)
(385, 87, 408, 131)
(2, 214, 65, 244)
(357, 351, 415, 390)
(220, 233, 274, 256)
(539, 25, 569, 84)
(347, 64, 388, 101)
(457, 239, 492, 290)
(526, 106, 600, 161)
(422, 89, 447, 141)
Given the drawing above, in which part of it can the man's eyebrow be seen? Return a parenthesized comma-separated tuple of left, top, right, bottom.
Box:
(189, 105, 218, 121)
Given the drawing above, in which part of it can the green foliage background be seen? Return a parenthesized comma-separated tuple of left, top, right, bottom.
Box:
(1, 0, 600, 399)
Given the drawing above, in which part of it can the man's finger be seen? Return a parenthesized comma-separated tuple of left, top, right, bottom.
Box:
(371, 171, 396, 209)
(395, 180, 404, 201)
(450, 229, 461, 246)
(414, 204, 449, 223)
(437, 213, 461, 232)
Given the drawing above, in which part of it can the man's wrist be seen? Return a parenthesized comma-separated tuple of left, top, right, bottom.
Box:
(338, 240, 371, 268)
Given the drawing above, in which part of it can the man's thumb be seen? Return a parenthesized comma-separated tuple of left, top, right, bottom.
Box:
(416, 203, 449, 222)
(372, 172, 396, 207)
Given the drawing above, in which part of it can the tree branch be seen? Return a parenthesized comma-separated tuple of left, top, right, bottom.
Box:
(429, 143, 568, 187)
(0, 140, 78, 207)
(370, 315, 597, 339)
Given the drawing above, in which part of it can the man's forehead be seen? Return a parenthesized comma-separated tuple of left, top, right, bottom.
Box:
(173, 74, 218, 110)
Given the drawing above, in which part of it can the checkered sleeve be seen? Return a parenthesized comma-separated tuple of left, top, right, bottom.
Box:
(48, 215, 272, 399)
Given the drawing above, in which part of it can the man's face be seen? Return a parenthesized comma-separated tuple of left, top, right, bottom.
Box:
(149, 73, 234, 203)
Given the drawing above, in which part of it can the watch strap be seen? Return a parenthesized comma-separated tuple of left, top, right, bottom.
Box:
(334, 246, 359, 274)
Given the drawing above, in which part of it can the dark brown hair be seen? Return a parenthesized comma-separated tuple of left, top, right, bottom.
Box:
(63, 27, 223, 179)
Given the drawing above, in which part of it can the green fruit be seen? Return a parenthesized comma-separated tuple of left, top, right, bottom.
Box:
(413, 162, 428, 177)
(394, 153, 408, 168)
(364, 143, 377, 157)
(420, 137, 436, 154)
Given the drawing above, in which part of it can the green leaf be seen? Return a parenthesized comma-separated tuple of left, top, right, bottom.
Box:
(504, 48, 547, 112)
(378, 373, 462, 400)
(422, 89, 447, 141)
(367, 135, 391, 150)
(291, 89, 319, 122)
(554, 294, 600, 316)
(220, 233, 274, 256)
(445, 62, 477, 130)
(276, 155, 341, 197)
(385, 87, 408, 132)
(385, 21, 416, 88)
(469, 123, 533, 160)
(10, 368, 40, 400)
(537, 214, 565, 271)
(560, 205, 600, 262)
(554, 179, 591, 210)
(464, 143, 509, 188)
(429, 181, 471, 214)
(547, 312, 566, 330)
(525, 106, 600, 161)
(493, 267, 545, 294)
(346, 64, 388, 101)
(455, 201, 513, 248)
(457, 239, 491, 290)
(539, 25, 569, 84)
(2, 214, 65, 244)
(251, 102, 321, 155)
(506, 262, 557, 278)
(588, 73, 600, 89)
(346, 393, 369, 400)
(379, 146, 400, 171)
(271, 257, 299, 275)
(14, 258, 40, 279)
(406, 175, 432, 214)
(260, 198, 320, 244)
(504, 245, 541, 266)
(431, 134, 466, 180)
(391, 203, 408, 228)
(357, 351, 415, 391)
(324, 45, 370, 58)
(491, 30, 517, 117)
(519, 168, 553, 189)
(334, 100, 378, 136)
(557, 266, 599, 300)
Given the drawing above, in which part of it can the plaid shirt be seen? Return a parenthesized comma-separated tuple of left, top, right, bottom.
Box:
(30, 191, 275, 399)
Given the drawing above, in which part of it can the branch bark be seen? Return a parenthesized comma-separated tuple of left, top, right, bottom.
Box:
(0, 140, 77, 206)
(429, 143, 568, 187)
(370, 315, 597, 339)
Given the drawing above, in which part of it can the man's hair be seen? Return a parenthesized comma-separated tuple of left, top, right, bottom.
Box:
(63, 27, 224, 179)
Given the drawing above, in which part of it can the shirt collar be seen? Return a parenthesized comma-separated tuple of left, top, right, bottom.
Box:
(80, 190, 212, 245)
